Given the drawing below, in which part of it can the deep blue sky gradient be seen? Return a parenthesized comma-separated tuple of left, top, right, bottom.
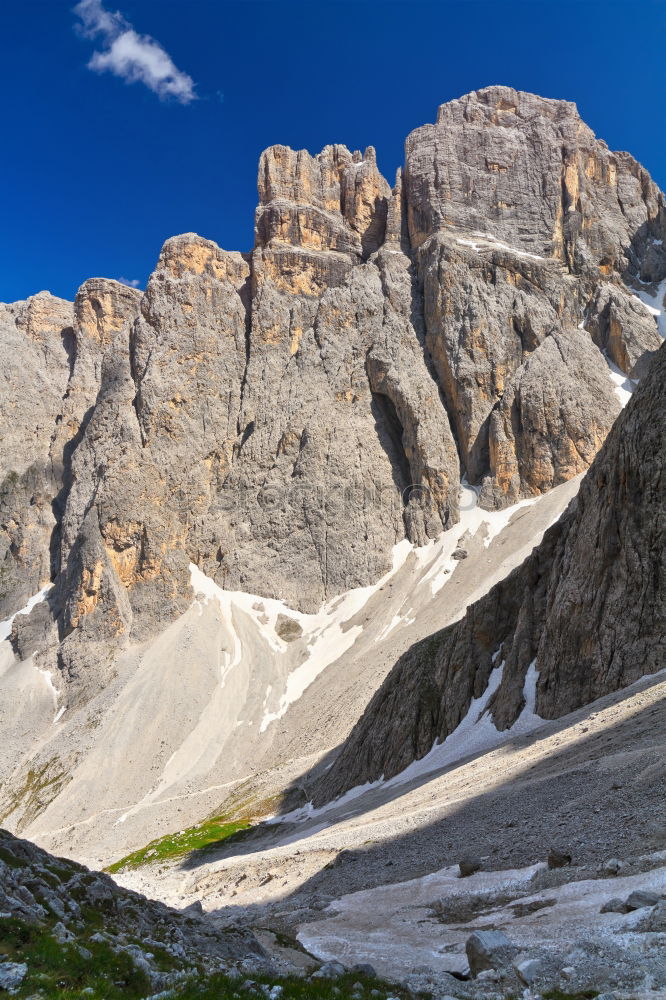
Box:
(2, 0, 665, 301)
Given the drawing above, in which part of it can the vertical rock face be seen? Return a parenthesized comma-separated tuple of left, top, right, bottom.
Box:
(2, 86, 665, 695)
(404, 86, 665, 504)
(0, 293, 74, 614)
(404, 86, 665, 268)
(0, 283, 141, 622)
(314, 342, 666, 804)
(256, 144, 390, 258)
(232, 147, 459, 605)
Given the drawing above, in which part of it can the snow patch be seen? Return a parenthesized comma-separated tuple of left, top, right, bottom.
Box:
(188, 545, 415, 735)
(631, 277, 666, 338)
(375, 614, 403, 644)
(604, 353, 637, 408)
(35, 665, 63, 722)
(259, 541, 413, 731)
(274, 660, 545, 828)
(384, 658, 543, 788)
(456, 231, 545, 261)
(0, 585, 50, 643)
(417, 483, 536, 597)
(297, 857, 666, 980)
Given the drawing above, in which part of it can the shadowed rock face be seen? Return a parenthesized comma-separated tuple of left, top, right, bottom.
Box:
(2, 86, 665, 693)
(314, 341, 665, 804)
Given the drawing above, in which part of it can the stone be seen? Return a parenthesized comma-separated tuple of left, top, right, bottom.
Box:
(476, 969, 499, 981)
(275, 615, 304, 642)
(599, 858, 625, 877)
(465, 930, 517, 976)
(0, 962, 27, 990)
(548, 849, 572, 870)
(458, 856, 483, 878)
(624, 889, 660, 910)
(600, 898, 627, 914)
(311, 960, 346, 979)
(351, 964, 377, 977)
(640, 899, 666, 931)
(513, 957, 546, 985)
(52, 920, 75, 943)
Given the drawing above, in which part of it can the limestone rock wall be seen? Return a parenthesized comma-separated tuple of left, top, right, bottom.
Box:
(315, 340, 666, 803)
(2, 87, 665, 692)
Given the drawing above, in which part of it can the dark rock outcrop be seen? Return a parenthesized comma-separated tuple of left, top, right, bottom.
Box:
(0, 827, 264, 988)
(314, 341, 665, 803)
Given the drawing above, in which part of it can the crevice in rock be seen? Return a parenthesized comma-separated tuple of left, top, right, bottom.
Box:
(128, 324, 150, 447)
(370, 391, 412, 501)
(49, 405, 95, 581)
(60, 326, 76, 379)
(235, 268, 254, 439)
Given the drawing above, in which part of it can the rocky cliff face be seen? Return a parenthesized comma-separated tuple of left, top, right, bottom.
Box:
(314, 340, 665, 803)
(2, 86, 665, 693)
(0, 283, 141, 620)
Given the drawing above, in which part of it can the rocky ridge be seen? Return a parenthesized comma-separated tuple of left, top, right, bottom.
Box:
(0, 827, 267, 995)
(2, 86, 665, 697)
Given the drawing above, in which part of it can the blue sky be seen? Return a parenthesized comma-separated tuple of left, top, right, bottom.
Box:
(2, 0, 665, 302)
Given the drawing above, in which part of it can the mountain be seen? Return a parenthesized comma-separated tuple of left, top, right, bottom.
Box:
(0, 82, 664, 906)
(3, 85, 665, 702)
(314, 337, 665, 803)
(1, 82, 666, 1000)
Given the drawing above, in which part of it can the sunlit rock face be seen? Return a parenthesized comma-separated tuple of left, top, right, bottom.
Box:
(2, 87, 665, 696)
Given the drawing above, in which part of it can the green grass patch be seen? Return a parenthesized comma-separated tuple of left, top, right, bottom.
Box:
(0, 846, 29, 869)
(0, 914, 414, 1000)
(0, 915, 151, 999)
(105, 815, 251, 873)
(174, 970, 413, 1000)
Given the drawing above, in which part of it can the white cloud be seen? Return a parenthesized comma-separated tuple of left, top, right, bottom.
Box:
(73, 0, 196, 104)
(74, 0, 125, 39)
(117, 276, 141, 288)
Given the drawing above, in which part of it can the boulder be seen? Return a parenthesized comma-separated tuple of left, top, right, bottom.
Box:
(311, 960, 346, 979)
(547, 848, 572, 869)
(514, 957, 546, 985)
(640, 899, 666, 931)
(351, 963, 377, 977)
(600, 898, 627, 914)
(465, 929, 517, 976)
(458, 856, 483, 878)
(0, 962, 27, 990)
(599, 858, 625, 877)
(624, 889, 660, 910)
